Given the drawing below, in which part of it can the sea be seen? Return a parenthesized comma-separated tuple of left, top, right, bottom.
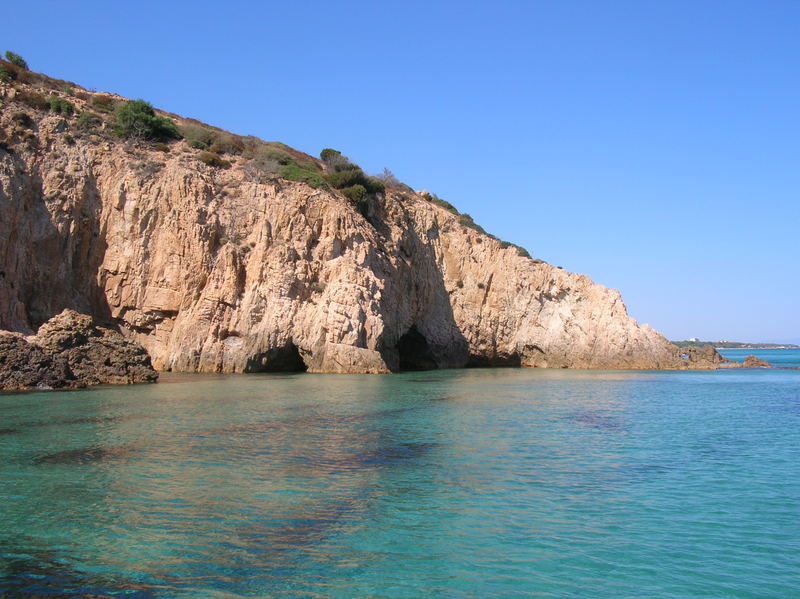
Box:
(0, 350, 798, 598)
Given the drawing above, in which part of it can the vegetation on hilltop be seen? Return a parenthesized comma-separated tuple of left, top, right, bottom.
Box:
(420, 192, 534, 259)
(0, 56, 540, 263)
(112, 100, 181, 142)
(4, 51, 28, 70)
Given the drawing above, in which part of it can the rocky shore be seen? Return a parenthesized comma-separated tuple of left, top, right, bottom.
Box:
(0, 310, 157, 391)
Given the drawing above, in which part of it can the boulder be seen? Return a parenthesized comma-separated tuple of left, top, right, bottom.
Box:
(36, 310, 158, 385)
(0, 333, 79, 390)
(742, 354, 771, 368)
(0, 310, 157, 391)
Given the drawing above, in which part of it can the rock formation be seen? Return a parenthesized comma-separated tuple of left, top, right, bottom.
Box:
(742, 354, 771, 368)
(0, 68, 722, 374)
(0, 333, 76, 390)
(0, 310, 157, 390)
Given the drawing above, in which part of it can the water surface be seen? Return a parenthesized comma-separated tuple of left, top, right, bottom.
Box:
(1, 365, 798, 597)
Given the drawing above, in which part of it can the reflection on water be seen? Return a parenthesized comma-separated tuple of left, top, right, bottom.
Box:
(1, 367, 799, 598)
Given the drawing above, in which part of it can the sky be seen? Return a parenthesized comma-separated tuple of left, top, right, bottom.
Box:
(5, 0, 799, 343)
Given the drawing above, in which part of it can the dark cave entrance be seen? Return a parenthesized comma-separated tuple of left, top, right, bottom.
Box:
(466, 352, 522, 368)
(244, 342, 308, 373)
(397, 326, 439, 371)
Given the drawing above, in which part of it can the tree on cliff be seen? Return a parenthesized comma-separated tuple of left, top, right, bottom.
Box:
(112, 100, 181, 142)
(4, 51, 28, 70)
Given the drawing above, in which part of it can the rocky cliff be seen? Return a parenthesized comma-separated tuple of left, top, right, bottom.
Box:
(0, 68, 713, 373)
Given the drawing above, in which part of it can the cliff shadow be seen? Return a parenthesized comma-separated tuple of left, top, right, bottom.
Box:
(7, 158, 113, 331)
(375, 207, 470, 372)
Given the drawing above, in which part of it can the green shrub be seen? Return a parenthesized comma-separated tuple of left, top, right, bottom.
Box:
(458, 213, 488, 235)
(91, 94, 117, 113)
(341, 184, 367, 206)
(5, 51, 28, 70)
(0, 65, 13, 83)
(278, 164, 329, 189)
(325, 168, 363, 189)
(112, 100, 181, 142)
(76, 111, 102, 131)
(179, 124, 218, 150)
(63, 133, 75, 145)
(246, 144, 295, 165)
(198, 151, 230, 168)
(11, 112, 33, 128)
(320, 147, 357, 172)
(320, 148, 341, 163)
(423, 192, 459, 214)
(48, 95, 75, 116)
(324, 166, 384, 194)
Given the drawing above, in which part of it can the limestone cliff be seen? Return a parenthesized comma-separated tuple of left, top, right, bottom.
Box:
(0, 70, 711, 373)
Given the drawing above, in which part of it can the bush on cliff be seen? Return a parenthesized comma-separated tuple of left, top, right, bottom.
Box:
(179, 123, 218, 150)
(5, 51, 28, 70)
(48, 95, 75, 116)
(341, 184, 367, 206)
(278, 164, 329, 189)
(198, 151, 230, 168)
(76, 111, 102, 131)
(112, 100, 181, 142)
(91, 94, 116, 113)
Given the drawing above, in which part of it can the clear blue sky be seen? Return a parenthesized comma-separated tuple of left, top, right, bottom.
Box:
(6, 1, 799, 343)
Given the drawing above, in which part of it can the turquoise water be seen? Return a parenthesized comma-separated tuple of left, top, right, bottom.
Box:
(718, 347, 800, 368)
(1, 364, 798, 598)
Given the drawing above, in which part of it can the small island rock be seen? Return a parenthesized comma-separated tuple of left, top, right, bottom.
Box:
(742, 355, 771, 368)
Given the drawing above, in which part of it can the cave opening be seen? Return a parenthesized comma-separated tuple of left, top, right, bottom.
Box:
(244, 342, 307, 373)
(466, 352, 522, 368)
(397, 326, 439, 371)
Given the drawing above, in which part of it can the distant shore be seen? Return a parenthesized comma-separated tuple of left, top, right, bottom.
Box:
(673, 341, 799, 350)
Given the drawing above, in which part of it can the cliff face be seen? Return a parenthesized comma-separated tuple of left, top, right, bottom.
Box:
(0, 80, 700, 373)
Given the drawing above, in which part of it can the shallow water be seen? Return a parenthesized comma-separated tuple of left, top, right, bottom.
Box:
(1, 365, 798, 597)
(719, 347, 800, 368)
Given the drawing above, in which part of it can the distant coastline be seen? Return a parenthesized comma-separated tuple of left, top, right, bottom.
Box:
(673, 340, 800, 350)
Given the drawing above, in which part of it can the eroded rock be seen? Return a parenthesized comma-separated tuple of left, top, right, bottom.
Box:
(0, 333, 78, 390)
(742, 354, 771, 368)
(0, 311, 157, 391)
(36, 310, 158, 385)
